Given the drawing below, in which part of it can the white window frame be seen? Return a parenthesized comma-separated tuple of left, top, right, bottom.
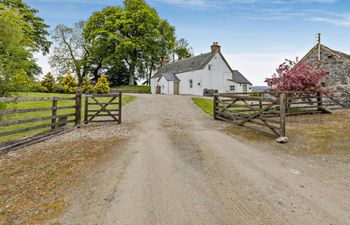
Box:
(230, 85, 235, 91)
(189, 79, 193, 88)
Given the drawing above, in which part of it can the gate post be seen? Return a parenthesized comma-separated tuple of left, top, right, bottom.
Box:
(84, 92, 89, 124)
(277, 93, 287, 143)
(75, 90, 82, 125)
(213, 94, 218, 119)
(51, 97, 58, 129)
(118, 91, 122, 124)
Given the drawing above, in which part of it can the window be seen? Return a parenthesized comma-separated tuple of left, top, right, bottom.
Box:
(189, 79, 193, 88)
(208, 65, 212, 70)
(230, 85, 235, 91)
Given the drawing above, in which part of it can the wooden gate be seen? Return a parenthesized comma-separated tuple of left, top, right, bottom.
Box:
(84, 92, 122, 124)
(213, 93, 286, 139)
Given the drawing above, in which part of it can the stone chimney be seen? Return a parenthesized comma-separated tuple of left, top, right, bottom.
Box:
(211, 42, 221, 53)
(162, 56, 169, 66)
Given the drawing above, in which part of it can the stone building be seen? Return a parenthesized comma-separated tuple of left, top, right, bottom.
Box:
(300, 42, 350, 91)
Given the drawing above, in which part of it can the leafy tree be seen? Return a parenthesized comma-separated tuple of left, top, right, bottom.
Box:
(0, 6, 33, 96)
(172, 38, 193, 61)
(59, 73, 78, 93)
(94, 74, 110, 93)
(0, 0, 51, 77)
(265, 60, 328, 93)
(1, 0, 51, 54)
(50, 21, 89, 85)
(40, 72, 56, 92)
(85, 0, 176, 85)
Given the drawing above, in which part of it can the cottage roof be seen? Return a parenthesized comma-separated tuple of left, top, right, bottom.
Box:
(158, 73, 180, 82)
(230, 70, 252, 85)
(152, 52, 215, 79)
(301, 44, 350, 64)
(152, 51, 252, 85)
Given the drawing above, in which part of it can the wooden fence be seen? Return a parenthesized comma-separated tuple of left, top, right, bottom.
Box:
(213, 93, 286, 139)
(213, 90, 350, 141)
(84, 92, 122, 124)
(0, 92, 82, 139)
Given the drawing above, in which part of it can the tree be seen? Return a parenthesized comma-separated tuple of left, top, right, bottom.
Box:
(0, 6, 34, 96)
(1, 0, 51, 54)
(59, 73, 78, 93)
(85, 0, 176, 85)
(50, 21, 90, 85)
(265, 60, 328, 93)
(94, 74, 110, 93)
(172, 38, 193, 61)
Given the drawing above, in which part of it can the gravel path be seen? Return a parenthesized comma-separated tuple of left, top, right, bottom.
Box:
(56, 94, 350, 225)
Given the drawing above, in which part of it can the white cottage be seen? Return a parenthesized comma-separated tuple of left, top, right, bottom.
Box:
(151, 42, 252, 96)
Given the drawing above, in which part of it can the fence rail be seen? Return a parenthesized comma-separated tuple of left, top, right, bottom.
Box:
(214, 94, 286, 140)
(84, 92, 122, 124)
(213, 90, 350, 142)
(0, 92, 82, 138)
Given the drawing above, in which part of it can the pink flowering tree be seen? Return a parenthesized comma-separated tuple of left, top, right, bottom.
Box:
(265, 60, 328, 94)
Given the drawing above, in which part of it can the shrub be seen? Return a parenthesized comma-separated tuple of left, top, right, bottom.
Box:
(81, 76, 94, 93)
(94, 74, 110, 94)
(41, 72, 56, 92)
(9, 70, 33, 93)
(59, 73, 78, 93)
(265, 60, 328, 94)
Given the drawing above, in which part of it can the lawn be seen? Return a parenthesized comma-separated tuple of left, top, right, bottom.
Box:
(192, 97, 257, 116)
(0, 92, 136, 142)
(192, 98, 214, 115)
(111, 85, 151, 94)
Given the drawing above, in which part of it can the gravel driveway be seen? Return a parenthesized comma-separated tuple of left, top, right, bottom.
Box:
(52, 94, 350, 225)
(0, 95, 334, 225)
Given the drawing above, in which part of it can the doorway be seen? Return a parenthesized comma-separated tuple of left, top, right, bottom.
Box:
(173, 81, 179, 95)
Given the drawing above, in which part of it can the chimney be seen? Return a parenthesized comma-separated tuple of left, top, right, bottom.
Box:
(162, 56, 169, 66)
(211, 42, 221, 53)
(317, 33, 321, 61)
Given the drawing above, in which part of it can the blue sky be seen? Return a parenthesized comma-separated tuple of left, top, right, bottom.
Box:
(27, 0, 350, 85)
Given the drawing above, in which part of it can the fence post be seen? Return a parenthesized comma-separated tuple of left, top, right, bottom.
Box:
(278, 93, 287, 141)
(75, 91, 82, 125)
(51, 97, 58, 129)
(213, 94, 218, 119)
(118, 91, 122, 124)
(84, 92, 89, 124)
(317, 92, 322, 111)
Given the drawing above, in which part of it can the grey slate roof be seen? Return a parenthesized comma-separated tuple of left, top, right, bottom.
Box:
(152, 52, 215, 78)
(231, 70, 252, 85)
(158, 73, 180, 82)
(152, 51, 252, 85)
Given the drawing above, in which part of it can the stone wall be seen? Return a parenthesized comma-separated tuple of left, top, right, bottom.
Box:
(303, 47, 350, 91)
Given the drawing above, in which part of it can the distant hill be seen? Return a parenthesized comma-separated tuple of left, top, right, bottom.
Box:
(252, 86, 268, 92)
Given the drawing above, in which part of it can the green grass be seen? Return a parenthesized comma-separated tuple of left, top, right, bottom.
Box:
(192, 98, 214, 115)
(192, 97, 265, 117)
(0, 92, 136, 142)
(112, 85, 151, 94)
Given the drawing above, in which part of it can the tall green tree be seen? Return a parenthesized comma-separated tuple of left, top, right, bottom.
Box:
(85, 0, 176, 85)
(1, 0, 51, 54)
(0, 5, 34, 96)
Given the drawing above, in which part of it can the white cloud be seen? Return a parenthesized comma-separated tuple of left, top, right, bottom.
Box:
(155, 0, 337, 7)
(311, 14, 350, 27)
